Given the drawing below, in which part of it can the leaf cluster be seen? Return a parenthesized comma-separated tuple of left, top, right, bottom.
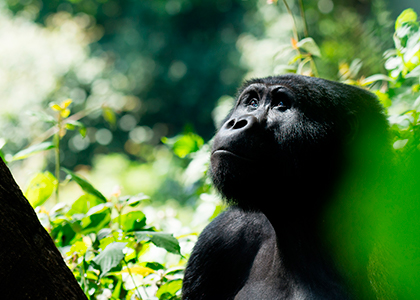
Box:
(376, 9, 420, 156)
(36, 172, 183, 299)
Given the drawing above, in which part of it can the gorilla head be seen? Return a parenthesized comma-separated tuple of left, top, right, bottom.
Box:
(209, 75, 390, 214)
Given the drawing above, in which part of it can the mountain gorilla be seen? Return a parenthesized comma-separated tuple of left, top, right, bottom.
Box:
(182, 75, 392, 299)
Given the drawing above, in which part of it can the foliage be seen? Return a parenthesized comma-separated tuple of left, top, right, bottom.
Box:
(2, 0, 420, 299)
(16, 99, 196, 299)
(381, 8, 420, 155)
(41, 187, 184, 299)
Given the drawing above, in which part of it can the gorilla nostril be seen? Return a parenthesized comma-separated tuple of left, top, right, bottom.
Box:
(226, 119, 236, 129)
(232, 119, 248, 129)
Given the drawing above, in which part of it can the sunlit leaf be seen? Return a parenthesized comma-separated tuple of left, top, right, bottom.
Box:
(91, 242, 127, 278)
(395, 9, 418, 31)
(361, 74, 393, 85)
(11, 142, 55, 161)
(119, 266, 155, 276)
(62, 168, 107, 202)
(134, 231, 181, 255)
(373, 91, 392, 108)
(25, 171, 57, 207)
(405, 65, 420, 78)
(67, 240, 88, 256)
(296, 37, 321, 57)
(81, 204, 111, 234)
(67, 194, 103, 216)
(114, 211, 147, 232)
(162, 132, 204, 158)
(156, 279, 182, 299)
(119, 193, 150, 207)
(111, 279, 123, 299)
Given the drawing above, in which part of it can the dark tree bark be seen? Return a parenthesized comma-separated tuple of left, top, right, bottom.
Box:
(0, 158, 87, 299)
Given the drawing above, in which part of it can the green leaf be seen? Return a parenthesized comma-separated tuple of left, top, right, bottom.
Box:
(296, 38, 322, 57)
(134, 231, 181, 255)
(61, 168, 107, 202)
(156, 279, 182, 300)
(406, 65, 420, 78)
(395, 9, 418, 31)
(51, 221, 76, 247)
(162, 132, 204, 158)
(119, 193, 150, 207)
(111, 279, 123, 299)
(296, 57, 311, 75)
(81, 203, 111, 234)
(25, 172, 57, 207)
(361, 74, 393, 85)
(65, 120, 86, 138)
(91, 242, 127, 278)
(114, 211, 147, 232)
(11, 142, 55, 161)
(67, 194, 103, 216)
(79, 126, 87, 138)
(373, 91, 392, 109)
(102, 106, 117, 129)
(66, 119, 84, 128)
(288, 53, 303, 64)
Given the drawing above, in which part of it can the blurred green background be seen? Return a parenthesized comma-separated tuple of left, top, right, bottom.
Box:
(0, 0, 418, 205)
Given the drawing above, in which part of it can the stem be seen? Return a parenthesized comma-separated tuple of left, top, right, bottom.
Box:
(55, 134, 60, 203)
(55, 115, 62, 204)
(310, 58, 319, 77)
(298, 0, 308, 37)
(123, 258, 142, 299)
(282, 0, 299, 42)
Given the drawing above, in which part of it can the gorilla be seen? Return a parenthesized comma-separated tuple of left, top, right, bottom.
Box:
(182, 75, 393, 299)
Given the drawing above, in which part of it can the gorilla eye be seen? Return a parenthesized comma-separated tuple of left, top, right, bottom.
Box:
(249, 98, 259, 108)
(272, 89, 292, 111)
(276, 101, 286, 108)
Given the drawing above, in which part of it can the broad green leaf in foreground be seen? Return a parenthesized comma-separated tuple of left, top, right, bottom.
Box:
(62, 167, 107, 202)
(91, 242, 127, 278)
(67, 194, 104, 216)
(25, 171, 57, 207)
(114, 211, 147, 232)
(81, 203, 112, 234)
(134, 231, 181, 255)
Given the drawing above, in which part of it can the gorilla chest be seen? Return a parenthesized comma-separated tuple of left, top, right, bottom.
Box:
(231, 231, 315, 300)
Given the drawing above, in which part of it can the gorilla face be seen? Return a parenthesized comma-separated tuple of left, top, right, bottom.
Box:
(209, 75, 389, 211)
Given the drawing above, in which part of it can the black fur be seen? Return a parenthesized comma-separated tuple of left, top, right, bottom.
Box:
(182, 75, 391, 300)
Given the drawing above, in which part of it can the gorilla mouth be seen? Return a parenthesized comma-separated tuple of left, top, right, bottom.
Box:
(211, 149, 255, 162)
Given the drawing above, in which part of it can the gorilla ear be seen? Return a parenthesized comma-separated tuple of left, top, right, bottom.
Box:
(344, 113, 359, 144)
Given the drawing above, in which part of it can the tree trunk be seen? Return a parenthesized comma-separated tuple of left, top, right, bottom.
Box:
(0, 158, 87, 299)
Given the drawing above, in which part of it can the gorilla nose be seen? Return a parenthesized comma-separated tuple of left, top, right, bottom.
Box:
(223, 115, 258, 131)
